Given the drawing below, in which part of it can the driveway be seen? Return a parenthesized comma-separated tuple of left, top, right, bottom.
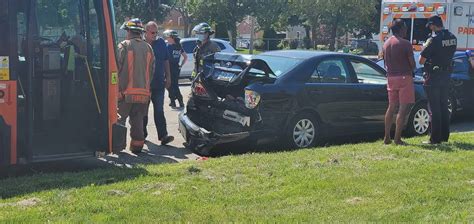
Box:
(101, 82, 198, 167)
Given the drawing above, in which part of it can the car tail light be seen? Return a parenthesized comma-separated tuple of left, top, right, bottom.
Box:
(192, 81, 210, 98)
(245, 90, 261, 109)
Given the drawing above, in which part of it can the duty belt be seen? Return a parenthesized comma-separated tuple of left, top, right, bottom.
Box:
(431, 65, 451, 72)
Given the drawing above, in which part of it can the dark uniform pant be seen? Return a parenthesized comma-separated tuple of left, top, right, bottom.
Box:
(424, 85, 450, 143)
(168, 67, 183, 102)
(118, 102, 149, 149)
(143, 87, 168, 140)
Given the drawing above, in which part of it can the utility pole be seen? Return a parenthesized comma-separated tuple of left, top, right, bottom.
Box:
(249, 16, 255, 55)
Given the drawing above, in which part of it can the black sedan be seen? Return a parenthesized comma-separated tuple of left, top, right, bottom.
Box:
(179, 51, 430, 155)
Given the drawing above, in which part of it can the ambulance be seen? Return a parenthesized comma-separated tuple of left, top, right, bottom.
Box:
(380, 0, 474, 51)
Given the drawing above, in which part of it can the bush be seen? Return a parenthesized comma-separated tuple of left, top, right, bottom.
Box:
(289, 39, 299, 49)
(350, 48, 365, 55)
(303, 37, 312, 49)
(278, 39, 290, 49)
(316, 45, 329, 51)
(253, 40, 266, 51)
(263, 28, 279, 51)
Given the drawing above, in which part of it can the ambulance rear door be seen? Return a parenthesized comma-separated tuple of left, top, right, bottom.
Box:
(450, 3, 473, 50)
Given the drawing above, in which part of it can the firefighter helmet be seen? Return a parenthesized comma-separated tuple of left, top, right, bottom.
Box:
(192, 22, 215, 35)
(120, 18, 145, 32)
(163, 29, 179, 38)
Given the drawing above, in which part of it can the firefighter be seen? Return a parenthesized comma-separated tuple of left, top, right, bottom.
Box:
(191, 23, 221, 78)
(117, 18, 155, 153)
(164, 29, 187, 108)
(419, 16, 457, 145)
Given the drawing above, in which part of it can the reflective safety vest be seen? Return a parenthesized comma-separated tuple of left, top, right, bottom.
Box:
(117, 37, 155, 104)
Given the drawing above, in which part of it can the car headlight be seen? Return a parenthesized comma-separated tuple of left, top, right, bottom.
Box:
(245, 89, 261, 109)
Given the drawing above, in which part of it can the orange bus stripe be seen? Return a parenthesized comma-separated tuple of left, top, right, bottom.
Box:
(102, 0, 118, 154)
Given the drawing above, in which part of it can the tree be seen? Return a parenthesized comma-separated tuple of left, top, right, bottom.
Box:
(181, 0, 253, 47)
(169, 0, 196, 37)
(287, 0, 325, 48)
(113, 0, 172, 23)
(300, 0, 381, 51)
(252, 0, 289, 31)
(352, 0, 382, 39)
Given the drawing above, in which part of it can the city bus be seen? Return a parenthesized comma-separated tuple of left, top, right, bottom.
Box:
(0, 0, 125, 166)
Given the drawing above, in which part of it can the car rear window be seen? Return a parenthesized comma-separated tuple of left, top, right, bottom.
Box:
(253, 55, 302, 77)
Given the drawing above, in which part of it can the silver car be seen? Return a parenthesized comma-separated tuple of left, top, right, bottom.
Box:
(179, 38, 237, 79)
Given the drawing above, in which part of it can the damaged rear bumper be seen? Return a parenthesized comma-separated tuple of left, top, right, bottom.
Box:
(178, 111, 250, 153)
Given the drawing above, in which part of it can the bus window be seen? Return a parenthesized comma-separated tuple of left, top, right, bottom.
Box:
(36, 0, 86, 54)
(400, 18, 412, 42)
(87, 0, 102, 67)
(0, 1, 8, 55)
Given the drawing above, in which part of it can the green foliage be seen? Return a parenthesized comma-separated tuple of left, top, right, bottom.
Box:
(113, 0, 172, 23)
(316, 45, 330, 51)
(263, 28, 279, 51)
(1, 133, 474, 222)
(253, 39, 265, 51)
(288, 0, 382, 50)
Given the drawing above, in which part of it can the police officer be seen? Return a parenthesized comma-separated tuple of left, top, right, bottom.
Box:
(191, 23, 221, 78)
(419, 16, 457, 145)
(164, 29, 187, 108)
(117, 18, 155, 153)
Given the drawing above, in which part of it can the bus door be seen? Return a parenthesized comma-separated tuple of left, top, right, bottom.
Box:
(20, 0, 110, 162)
(450, 3, 473, 50)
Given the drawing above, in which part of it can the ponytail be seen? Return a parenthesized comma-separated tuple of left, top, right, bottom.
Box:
(174, 37, 182, 50)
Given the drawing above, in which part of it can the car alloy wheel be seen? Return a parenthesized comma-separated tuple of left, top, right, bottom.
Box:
(413, 108, 430, 135)
(293, 119, 316, 148)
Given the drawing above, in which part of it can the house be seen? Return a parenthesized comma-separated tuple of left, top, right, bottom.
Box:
(157, 9, 186, 37)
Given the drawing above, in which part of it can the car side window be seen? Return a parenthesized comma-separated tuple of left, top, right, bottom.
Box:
(310, 59, 348, 83)
(216, 42, 226, 50)
(453, 57, 469, 73)
(182, 41, 196, 54)
(350, 60, 387, 84)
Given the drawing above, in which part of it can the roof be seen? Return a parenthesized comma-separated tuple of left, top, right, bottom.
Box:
(260, 50, 348, 59)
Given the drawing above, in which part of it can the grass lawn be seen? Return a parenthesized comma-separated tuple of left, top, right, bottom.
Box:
(1, 133, 473, 222)
(236, 48, 263, 55)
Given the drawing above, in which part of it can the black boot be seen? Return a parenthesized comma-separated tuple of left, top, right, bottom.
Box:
(178, 99, 185, 108)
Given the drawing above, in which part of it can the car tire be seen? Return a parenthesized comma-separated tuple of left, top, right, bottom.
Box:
(286, 112, 320, 149)
(406, 102, 430, 136)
